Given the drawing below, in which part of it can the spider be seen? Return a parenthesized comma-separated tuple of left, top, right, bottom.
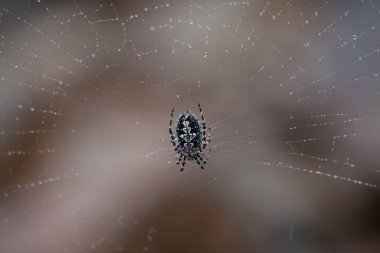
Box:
(169, 103, 211, 171)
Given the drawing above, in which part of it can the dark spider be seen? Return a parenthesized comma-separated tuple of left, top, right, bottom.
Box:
(169, 103, 211, 171)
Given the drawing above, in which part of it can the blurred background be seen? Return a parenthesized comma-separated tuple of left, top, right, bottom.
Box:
(0, 0, 380, 252)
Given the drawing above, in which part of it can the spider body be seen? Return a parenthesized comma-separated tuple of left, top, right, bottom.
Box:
(176, 112, 202, 157)
(169, 104, 211, 171)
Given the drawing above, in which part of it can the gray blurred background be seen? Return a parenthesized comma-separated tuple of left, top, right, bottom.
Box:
(0, 0, 379, 252)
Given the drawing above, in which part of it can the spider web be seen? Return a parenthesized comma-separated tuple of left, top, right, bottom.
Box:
(0, 0, 379, 252)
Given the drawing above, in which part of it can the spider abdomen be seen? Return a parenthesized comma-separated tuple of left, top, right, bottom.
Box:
(176, 112, 202, 152)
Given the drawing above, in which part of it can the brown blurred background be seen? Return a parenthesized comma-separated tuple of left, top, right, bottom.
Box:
(0, 0, 379, 252)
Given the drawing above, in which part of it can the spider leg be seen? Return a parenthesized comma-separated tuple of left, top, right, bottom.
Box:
(198, 154, 207, 165)
(176, 154, 183, 165)
(198, 103, 208, 149)
(196, 153, 208, 169)
(206, 127, 212, 145)
(180, 157, 187, 172)
(169, 108, 177, 148)
(195, 156, 205, 169)
(201, 126, 212, 149)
